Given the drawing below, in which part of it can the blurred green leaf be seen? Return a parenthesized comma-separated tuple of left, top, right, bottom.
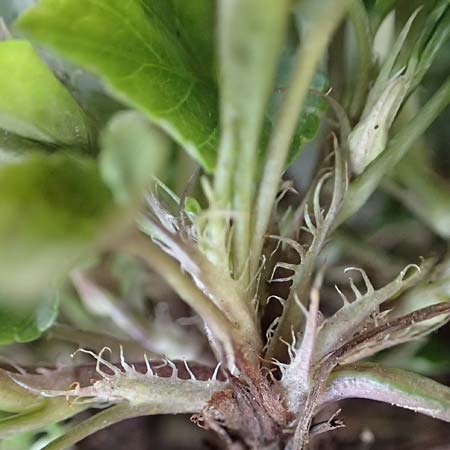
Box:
(0, 154, 114, 297)
(270, 68, 329, 166)
(0, 396, 86, 440)
(390, 151, 450, 238)
(0, 0, 34, 26)
(0, 40, 89, 147)
(0, 290, 58, 345)
(0, 423, 66, 450)
(0, 130, 54, 161)
(366, 0, 398, 29)
(184, 196, 201, 215)
(17, 0, 219, 172)
(411, 1, 450, 89)
(0, 370, 45, 413)
(100, 111, 170, 206)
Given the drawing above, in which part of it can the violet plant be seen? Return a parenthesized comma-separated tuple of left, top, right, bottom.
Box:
(0, 0, 449, 449)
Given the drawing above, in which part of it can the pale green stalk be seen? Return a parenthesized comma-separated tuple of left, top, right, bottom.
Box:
(42, 404, 157, 450)
(121, 232, 238, 358)
(249, 0, 352, 277)
(210, 129, 237, 269)
(213, 0, 290, 283)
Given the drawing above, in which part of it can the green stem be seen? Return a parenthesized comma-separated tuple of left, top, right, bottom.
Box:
(42, 404, 154, 450)
(348, 0, 373, 119)
(228, 1, 291, 284)
(337, 74, 450, 225)
(211, 131, 237, 268)
(121, 232, 236, 360)
(249, 0, 352, 277)
(231, 121, 259, 284)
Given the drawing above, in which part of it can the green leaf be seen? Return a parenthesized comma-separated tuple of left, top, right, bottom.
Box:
(392, 255, 450, 323)
(38, 405, 148, 450)
(0, 290, 58, 345)
(0, 396, 86, 439)
(0, 40, 89, 147)
(324, 363, 450, 423)
(287, 72, 329, 165)
(315, 260, 430, 360)
(411, 1, 450, 90)
(17, 0, 219, 172)
(170, 0, 216, 78)
(270, 44, 329, 166)
(368, 0, 398, 29)
(0, 423, 65, 450)
(0, 370, 45, 414)
(100, 111, 170, 206)
(184, 196, 201, 215)
(0, 129, 54, 162)
(0, 153, 114, 297)
(390, 151, 450, 239)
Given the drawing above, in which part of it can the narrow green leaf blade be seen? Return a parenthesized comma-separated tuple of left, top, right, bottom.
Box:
(323, 363, 450, 423)
(0, 40, 89, 147)
(391, 153, 450, 239)
(17, 0, 219, 171)
(0, 397, 86, 439)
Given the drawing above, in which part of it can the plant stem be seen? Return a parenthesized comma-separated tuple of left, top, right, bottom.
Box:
(42, 404, 155, 450)
(121, 232, 236, 362)
(211, 130, 237, 268)
(337, 74, 450, 225)
(214, 0, 291, 284)
(249, 0, 352, 277)
(266, 140, 346, 362)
